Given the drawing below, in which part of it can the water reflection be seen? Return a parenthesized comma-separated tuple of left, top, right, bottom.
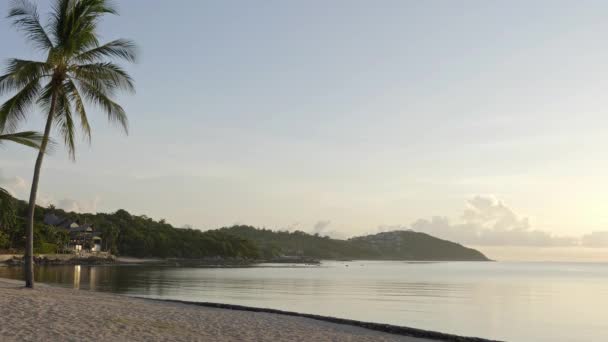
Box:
(0, 261, 607, 342)
(73, 265, 80, 289)
(90, 266, 96, 291)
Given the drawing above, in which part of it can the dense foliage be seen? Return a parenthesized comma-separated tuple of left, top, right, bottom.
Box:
(217, 226, 490, 261)
(3, 200, 259, 259)
(214, 226, 376, 259)
(0, 200, 68, 254)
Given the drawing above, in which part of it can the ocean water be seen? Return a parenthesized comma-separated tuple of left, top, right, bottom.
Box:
(0, 261, 606, 342)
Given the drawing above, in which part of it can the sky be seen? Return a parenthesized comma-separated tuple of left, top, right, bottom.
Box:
(2, 0, 608, 260)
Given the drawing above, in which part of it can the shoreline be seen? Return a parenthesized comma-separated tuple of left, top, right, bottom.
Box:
(0, 277, 496, 342)
(1, 254, 491, 267)
(143, 298, 499, 342)
(0, 254, 322, 266)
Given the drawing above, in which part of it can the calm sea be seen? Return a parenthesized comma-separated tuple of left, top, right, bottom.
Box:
(0, 261, 606, 342)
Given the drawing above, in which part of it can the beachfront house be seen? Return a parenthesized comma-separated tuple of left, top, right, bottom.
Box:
(43, 213, 103, 253)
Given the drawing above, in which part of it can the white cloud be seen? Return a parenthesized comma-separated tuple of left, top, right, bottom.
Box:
(312, 220, 331, 234)
(581, 231, 608, 248)
(286, 222, 301, 231)
(380, 196, 580, 247)
(0, 169, 100, 213)
(0, 170, 27, 196)
(462, 195, 529, 231)
(55, 196, 101, 213)
(307, 220, 350, 239)
(36, 193, 54, 208)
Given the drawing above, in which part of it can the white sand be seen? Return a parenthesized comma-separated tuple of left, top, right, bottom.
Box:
(0, 278, 433, 342)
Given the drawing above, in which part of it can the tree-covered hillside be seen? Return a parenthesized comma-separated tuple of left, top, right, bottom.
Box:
(217, 226, 490, 261)
(215, 226, 373, 259)
(349, 231, 489, 261)
(2, 200, 259, 259)
(2, 199, 488, 261)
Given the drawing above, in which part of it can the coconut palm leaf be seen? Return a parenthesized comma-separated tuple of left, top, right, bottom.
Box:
(0, 130, 45, 149)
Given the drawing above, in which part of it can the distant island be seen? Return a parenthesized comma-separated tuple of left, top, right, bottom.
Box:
(1, 199, 489, 262)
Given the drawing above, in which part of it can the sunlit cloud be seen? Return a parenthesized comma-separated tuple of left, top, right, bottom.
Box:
(312, 220, 331, 234)
(0, 170, 27, 196)
(581, 231, 608, 248)
(378, 196, 583, 247)
(0, 169, 101, 213)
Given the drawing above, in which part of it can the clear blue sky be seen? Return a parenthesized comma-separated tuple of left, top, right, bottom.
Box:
(2, 1, 608, 258)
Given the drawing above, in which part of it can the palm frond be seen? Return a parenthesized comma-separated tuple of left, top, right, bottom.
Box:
(48, 0, 71, 48)
(50, 0, 119, 58)
(74, 39, 138, 64)
(65, 79, 91, 142)
(54, 89, 77, 159)
(76, 78, 128, 134)
(71, 62, 135, 93)
(0, 131, 44, 149)
(0, 59, 50, 96)
(8, 0, 54, 51)
(0, 78, 41, 132)
(36, 80, 56, 116)
(0, 60, 44, 87)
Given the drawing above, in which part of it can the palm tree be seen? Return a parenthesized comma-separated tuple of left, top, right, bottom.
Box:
(0, 0, 137, 288)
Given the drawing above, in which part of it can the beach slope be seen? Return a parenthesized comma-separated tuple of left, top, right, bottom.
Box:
(0, 278, 431, 342)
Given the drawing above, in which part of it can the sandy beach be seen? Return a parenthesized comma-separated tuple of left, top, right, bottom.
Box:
(0, 278, 435, 342)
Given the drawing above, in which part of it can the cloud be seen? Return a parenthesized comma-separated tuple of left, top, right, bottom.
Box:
(36, 193, 54, 208)
(0, 170, 27, 196)
(379, 196, 579, 247)
(55, 196, 101, 213)
(1, 169, 101, 213)
(462, 196, 529, 231)
(308, 220, 351, 239)
(312, 220, 331, 234)
(581, 231, 608, 248)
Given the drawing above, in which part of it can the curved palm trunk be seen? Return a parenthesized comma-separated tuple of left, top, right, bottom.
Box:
(24, 93, 56, 289)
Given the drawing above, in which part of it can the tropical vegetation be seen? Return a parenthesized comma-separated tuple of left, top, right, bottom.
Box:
(4, 198, 488, 262)
(6, 200, 260, 259)
(0, 130, 45, 251)
(0, 0, 137, 287)
(218, 225, 490, 261)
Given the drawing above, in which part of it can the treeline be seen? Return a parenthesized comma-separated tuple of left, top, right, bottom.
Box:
(0, 197, 69, 254)
(216, 226, 489, 261)
(1, 198, 488, 261)
(215, 225, 374, 259)
(1, 199, 259, 259)
(88, 210, 259, 259)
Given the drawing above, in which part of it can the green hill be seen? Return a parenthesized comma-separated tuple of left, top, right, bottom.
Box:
(2, 199, 488, 261)
(2, 200, 259, 259)
(217, 225, 490, 261)
(349, 231, 489, 261)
